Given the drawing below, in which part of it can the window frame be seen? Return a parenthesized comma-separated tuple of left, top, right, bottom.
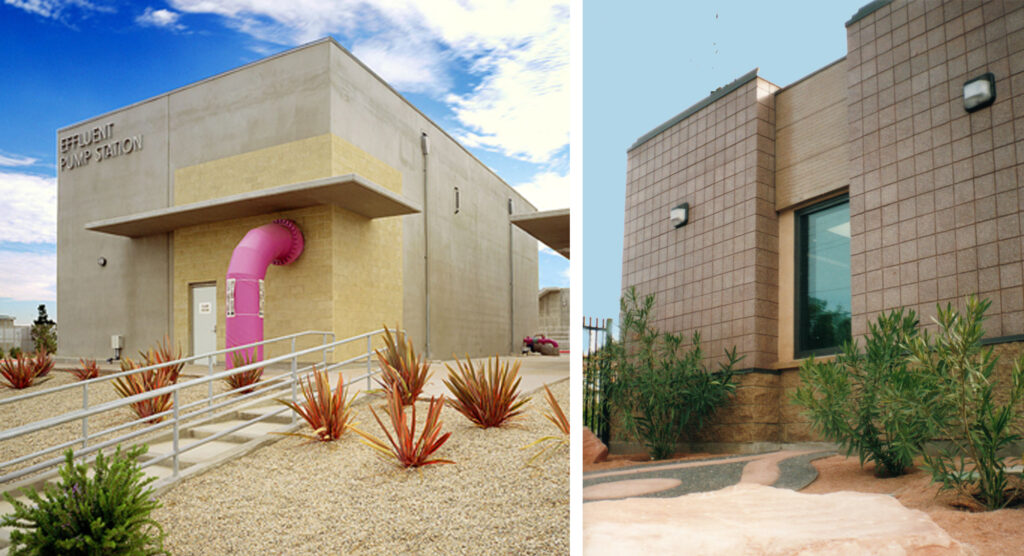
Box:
(793, 193, 851, 359)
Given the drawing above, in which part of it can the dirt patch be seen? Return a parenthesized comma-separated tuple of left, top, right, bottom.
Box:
(801, 455, 1024, 555)
(584, 451, 725, 473)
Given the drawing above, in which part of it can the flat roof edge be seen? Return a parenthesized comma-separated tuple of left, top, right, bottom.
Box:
(628, 68, 759, 152)
(846, 0, 894, 27)
(58, 38, 337, 133)
(774, 57, 847, 95)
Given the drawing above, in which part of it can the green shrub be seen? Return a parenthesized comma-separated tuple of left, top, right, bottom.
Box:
(608, 287, 741, 460)
(793, 307, 933, 477)
(904, 296, 1024, 510)
(9, 346, 22, 358)
(1, 445, 166, 555)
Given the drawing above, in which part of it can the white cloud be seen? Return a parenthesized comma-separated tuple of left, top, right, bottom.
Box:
(350, 38, 449, 94)
(137, 7, 185, 30)
(166, 0, 568, 165)
(4, 0, 113, 19)
(0, 152, 37, 167)
(0, 171, 56, 244)
(513, 170, 568, 212)
(0, 249, 55, 301)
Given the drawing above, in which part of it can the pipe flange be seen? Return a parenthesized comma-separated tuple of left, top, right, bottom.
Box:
(271, 219, 305, 266)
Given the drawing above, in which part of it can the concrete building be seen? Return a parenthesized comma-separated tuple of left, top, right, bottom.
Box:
(537, 287, 570, 352)
(622, 0, 1024, 446)
(58, 38, 541, 362)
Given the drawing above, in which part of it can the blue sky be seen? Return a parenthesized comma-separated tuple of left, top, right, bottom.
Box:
(0, 0, 569, 325)
(582, 0, 869, 334)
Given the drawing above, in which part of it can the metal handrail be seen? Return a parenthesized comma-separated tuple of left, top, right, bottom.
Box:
(0, 330, 335, 407)
(0, 328, 394, 485)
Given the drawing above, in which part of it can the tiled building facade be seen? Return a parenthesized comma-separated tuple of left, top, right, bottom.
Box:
(621, 0, 1024, 447)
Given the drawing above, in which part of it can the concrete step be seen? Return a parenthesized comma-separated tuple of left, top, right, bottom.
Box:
(233, 405, 294, 426)
(188, 420, 294, 443)
(146, 439, 242, 467)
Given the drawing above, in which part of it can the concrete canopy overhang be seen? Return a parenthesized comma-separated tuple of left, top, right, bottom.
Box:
(510, 208, 570, 259)
(84, 174, 422, 237)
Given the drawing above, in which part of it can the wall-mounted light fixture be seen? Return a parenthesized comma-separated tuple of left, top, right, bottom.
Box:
(97, 256, 107, 267)
(670, 202, 690, 228)
(963, 73, 996, 113)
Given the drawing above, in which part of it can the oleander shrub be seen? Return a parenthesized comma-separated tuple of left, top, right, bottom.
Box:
(793, 307, 934, 477)
(524, 383, 570, 464)
(1, 354, 47, 389)
(375, 326, 431, 406)
(443, 355, 530, 428)
(225, 350, 264, 394)
(905, 296, 1024, 510)
(608, 287, 742, 460)
(277, 365, 355, 442)
(353, 388, 454, 468)
(72, 358, 100, 381)
(1, 445, 166, 555)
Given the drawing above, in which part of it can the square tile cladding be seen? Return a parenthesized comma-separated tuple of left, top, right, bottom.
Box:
(620, 0, 1024, 445)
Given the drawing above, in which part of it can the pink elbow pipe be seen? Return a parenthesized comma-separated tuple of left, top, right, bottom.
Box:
(225, 219, 304, 368)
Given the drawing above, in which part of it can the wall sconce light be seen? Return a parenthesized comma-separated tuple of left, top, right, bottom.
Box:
(963, 73, 996, 113)
(670, 202, 690, 228)
(97, 256, 107, 267)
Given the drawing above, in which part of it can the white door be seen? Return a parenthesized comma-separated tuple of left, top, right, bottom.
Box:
(191, 284, 217, 365)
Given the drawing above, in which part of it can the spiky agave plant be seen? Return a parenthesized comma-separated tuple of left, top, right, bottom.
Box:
(32, 349, 54, 378)
(0, 353, 47, 389)
(352, 387, 454, 468)
(72, 358, 101, 381)
(277, 366, 356, 442)
(524, 383, 570, 464)
(225, 350, 264, 394)
(112, 358, 176, 424)
(443, 355, 530, 428)
(374, 326, 432, 406)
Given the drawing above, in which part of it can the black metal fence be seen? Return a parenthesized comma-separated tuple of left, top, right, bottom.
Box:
(583, 317, 613, 444)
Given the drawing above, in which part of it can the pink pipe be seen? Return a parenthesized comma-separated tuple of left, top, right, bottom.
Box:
(225, 219, 304, 368)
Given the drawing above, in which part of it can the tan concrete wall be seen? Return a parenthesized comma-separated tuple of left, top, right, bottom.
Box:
(538, 288, 570, 349)
(846, 0, 1024, 340)
(326, 44, 538, 358)
(171, 133, 404, 362)
(774, 60, 850, 211)
(172, 206, 335, 362)
(623, 76, 780, 369)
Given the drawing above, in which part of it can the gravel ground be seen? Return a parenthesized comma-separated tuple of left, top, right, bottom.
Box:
(0, 370, 222, 479)
(153, 379, 570, 555)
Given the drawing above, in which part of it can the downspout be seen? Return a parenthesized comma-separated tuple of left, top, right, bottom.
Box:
(225, 219, 304, 367)
(422, 132, 431, 358)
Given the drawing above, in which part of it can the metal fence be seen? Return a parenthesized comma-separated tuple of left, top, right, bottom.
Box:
(0, 328, 396, 485)
(583, 317, 613, 444)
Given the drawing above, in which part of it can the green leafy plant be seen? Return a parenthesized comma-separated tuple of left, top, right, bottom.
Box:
(72, 358, 100, 381)
(793, 307, 933, 477)
(524, 383, 570, 464)
(30, 304, 57, 355)
(443, 355, 531, 428)
(1, 445, 166, 555)
(352, 388, 454, 468)
(0, 353, 49, 389)
(905, 296, 1024, 510)
(277, 365, 355, 442)
(608, 287, 742, 460)
(225, 350, 264, 394)
(375, 326, 432, 406)
(32, 348, 54, 378)
(9, 346, 22, 358)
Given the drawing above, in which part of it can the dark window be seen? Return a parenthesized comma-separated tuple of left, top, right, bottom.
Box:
(795, 194, 851, 357)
